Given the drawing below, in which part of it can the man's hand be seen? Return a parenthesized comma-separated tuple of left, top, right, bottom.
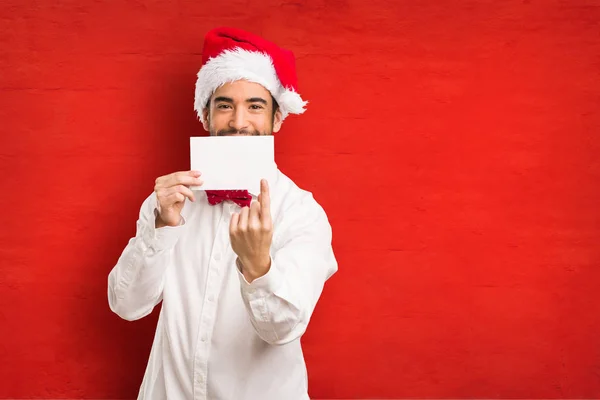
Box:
(230, 179, 273, 282)
(155, 170, 203, 228)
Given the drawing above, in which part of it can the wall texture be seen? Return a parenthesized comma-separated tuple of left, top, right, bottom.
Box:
(0, 0, 599, 398)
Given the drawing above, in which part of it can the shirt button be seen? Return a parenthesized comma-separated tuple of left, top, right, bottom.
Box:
(201, 335, 207, 342)
(208, 294, 214, 302)
(214, 253, 221, 261)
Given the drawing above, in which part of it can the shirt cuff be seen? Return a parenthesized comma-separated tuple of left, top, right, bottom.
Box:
(236, 257, 283, 299)
(141, 207, 186, 252)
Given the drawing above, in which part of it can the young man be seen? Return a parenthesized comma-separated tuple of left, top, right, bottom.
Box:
(107, 27, 338, 400)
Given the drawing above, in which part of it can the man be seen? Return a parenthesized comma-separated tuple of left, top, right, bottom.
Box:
(107, 27, 338, 400)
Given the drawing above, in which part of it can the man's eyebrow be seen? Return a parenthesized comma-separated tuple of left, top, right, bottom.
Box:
(214, 96, 234, 103)
(246, 97, 268, 105)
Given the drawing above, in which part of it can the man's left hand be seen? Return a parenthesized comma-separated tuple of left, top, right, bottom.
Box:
(230, 179, 273, 282)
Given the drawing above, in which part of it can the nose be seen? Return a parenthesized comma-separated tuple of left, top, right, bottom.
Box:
(229, 108, 249, 132)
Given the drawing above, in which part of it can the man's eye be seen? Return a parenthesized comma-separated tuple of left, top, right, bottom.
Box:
(250, 105, 263, 110)
(217, 104, 231, 109)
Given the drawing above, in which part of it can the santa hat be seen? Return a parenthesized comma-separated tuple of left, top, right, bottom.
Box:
(194, 27, 307, 124)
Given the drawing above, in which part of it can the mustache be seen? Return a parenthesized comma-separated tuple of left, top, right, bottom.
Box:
(216, 128, 261, 136)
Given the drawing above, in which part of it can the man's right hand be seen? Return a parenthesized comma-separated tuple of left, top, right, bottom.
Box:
(154, 170, 203, 228)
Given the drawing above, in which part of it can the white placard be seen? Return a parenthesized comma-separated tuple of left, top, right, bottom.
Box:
(190, 136, 276, 194)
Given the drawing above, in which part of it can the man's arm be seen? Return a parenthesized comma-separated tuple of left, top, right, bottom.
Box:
(234, 191, 338, 345)
(107, 192, 185, 321)
(108, 170, 200, 321)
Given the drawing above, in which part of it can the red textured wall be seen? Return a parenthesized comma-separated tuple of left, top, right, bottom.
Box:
(1, 1, 599, 399)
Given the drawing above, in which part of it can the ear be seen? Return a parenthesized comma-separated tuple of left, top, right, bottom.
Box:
(202, 108, 210, 132)
(272, 109, 283, 133)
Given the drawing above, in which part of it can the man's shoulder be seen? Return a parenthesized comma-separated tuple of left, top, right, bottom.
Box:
(273, 169, 328, 219)
(274, 170, 319, 206)
(271, 170, 333, 249)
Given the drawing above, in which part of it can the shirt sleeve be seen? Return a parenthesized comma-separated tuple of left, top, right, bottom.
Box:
(107, 192, 186, 321)
(236, 194, 338, 345)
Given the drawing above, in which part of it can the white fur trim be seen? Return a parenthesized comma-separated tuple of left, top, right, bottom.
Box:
(194, 48, 307, 123)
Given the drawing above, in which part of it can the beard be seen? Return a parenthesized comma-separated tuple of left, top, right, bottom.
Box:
(212, 127, 265, 136)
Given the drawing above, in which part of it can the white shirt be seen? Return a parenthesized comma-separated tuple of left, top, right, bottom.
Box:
(107, 168, 338, 400)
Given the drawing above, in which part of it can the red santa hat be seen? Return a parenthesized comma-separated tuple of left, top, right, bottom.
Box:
(194, 27, 307, 124)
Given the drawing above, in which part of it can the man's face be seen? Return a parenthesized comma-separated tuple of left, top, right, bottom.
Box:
(202, 80, 283, 136)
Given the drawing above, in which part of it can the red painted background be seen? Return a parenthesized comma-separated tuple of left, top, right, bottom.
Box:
(1, 0, 599, 399)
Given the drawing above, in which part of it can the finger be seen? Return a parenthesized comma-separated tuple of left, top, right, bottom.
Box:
(249, 201, 261, 230)
(164, 171, 203, 188)
(156, 170, 197, 186)
(163, 185, 194, 202)
(259, 179, 271, 222)
(163, 192, 185, 207)
(230, 212, 239, 234)
(156, 187, 180, 203)
(164, 185, 196, 202)
(170, 175, 203, 188)
(155, 187, 168, 199)
(238, 206, 250, 232)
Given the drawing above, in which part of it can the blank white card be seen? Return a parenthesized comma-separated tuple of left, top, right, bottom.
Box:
(190, 136, 276, 194)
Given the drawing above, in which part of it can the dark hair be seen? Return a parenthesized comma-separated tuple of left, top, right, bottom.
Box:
(271, 96, 280, 117)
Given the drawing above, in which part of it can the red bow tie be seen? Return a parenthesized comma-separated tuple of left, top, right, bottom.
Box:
(205, 190, 252, 208)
